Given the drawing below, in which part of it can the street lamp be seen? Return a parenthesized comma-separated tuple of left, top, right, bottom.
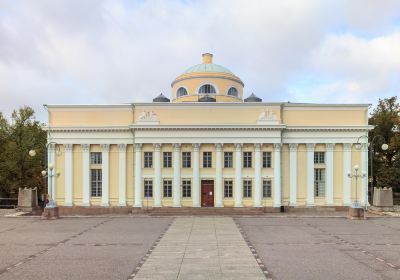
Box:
(355, 135, 388, 203)
(347, 165, 366, 208)
(28, 142, 61, 208)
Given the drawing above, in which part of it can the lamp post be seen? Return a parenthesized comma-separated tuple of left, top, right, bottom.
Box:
(347, 165, 366, 208)
(28, 141, 60, 208)
(355, 135, 388, 204)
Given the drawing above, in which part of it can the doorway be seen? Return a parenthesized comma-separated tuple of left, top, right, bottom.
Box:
(201, 180, 214, 207)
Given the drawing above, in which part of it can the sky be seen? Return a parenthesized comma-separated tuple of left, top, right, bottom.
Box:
(1, 0, 400, 122)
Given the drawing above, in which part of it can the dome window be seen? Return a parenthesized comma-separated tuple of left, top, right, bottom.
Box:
(227, 87, 238, 97)
(177, 87, 188, 97)
(199, 84, 216, 94)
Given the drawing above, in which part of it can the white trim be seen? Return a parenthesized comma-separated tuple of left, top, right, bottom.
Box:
(82, 144, 90, 207)
(101, 144, 110, 207)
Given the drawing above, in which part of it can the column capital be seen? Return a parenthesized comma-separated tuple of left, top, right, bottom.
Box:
(254, 143, 262, 151)
(274, 143, 281, 151)
(343, 143, 352, 151)
(135, 143, 142, 150)
(289, 143, 298, 152)
(63, 144, 73, 152)
(361, 143, 368, 152)
(326, 143, 335, 151)
(48, 143, 56, 151)
(306, 143, 315, 151)
(101, 144, 110, 152)
(173, 143, 181, 151)
(118, 143, 127, 152)
(215, 143, 223, 151)
(193, 143, 200, 151)
(235, 143, 243, 151)
(153, 143, 161, 151)
(81, 144, 90, 152)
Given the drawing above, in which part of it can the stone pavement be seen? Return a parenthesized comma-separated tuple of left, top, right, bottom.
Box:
(132, 217, 266, 280)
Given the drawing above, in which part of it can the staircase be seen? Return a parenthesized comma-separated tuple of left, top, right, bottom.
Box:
(132, 207, 265, 216)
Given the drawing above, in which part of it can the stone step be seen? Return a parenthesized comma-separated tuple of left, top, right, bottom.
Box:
(132, 207, 266, 216)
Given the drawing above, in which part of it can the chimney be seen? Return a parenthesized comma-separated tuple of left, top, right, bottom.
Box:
(202, 53, 213, 64)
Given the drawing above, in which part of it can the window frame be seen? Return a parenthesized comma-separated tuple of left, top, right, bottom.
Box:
(243, 152, 252, 168)
(177, 87, 188, 97)
(182, 179, 191, 198)
(314, 168, 326, 197)
(144, 152, 153, 168)
(263, 179, 272, 198)
(90, 152, 102, 165)
(224, 152, 233, 168)
(163, 179, 172, 198)
(203, 152, 212, 168)
(314, 152, 325, 164)
(262, 152, 272, 168)
(163, 152, 172, 168)
(243, 179, 252, 198)
(198, 84, 217, 95)
(144, 179, 153, 198)
(182, 152, 191, 168)
(224, 180, 233, 198)
(90, 169, 102, 197)
(227, 87, 238, 97)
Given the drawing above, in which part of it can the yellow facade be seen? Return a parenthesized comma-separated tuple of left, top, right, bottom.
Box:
(47, 53, 372, 210)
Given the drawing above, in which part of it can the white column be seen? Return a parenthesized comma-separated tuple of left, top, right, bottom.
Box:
(48, 144, 56, 204)
(289, 143, 297, 206)
(173, 144, 181, 207)
(273, 143, 281, 207)
(134, 143, 142, 208)
(361, 143, 369, 206)
(64, 144, 73, 206)
(326, 143, 335, 206)
(153, 143, 162, 207)
(235, 144, 243, 207)
(82, 144, 90, 206)
(192, 144, 200, 207)
(343, 143, 352, 206)
(118, 144, 127, 206)
(101, 144, 110, 207)
(306, 143, 315, 206)
(215, 143, 223, 207)
(254, 144, 262, 207)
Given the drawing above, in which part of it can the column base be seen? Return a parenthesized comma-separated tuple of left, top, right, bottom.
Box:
(234, 204, 243, 208)
(215, 204, 224, 208)
(118, 203, 127, 207)
(134, 204, 143, 208)
(82, 203, 90, 207)
(63, 203, 73, 207)
(289, 203, 296, 207)
(173, 204, 182, 208)
(41, 207, 59, 220)
(152, 204, 162, 208)
(307, 204, 315, 207)
(101, 203, 110, 207)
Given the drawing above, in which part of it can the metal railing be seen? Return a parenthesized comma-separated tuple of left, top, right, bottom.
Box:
(0, 198, 18, 209)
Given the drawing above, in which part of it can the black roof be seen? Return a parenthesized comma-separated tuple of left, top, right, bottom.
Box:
(152, 93, 170, 102)
(244, 93, 262, 102)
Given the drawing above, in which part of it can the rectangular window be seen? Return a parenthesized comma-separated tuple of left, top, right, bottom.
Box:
(182, 152, 191, 168)
(314, 152, 325, 164)
(243, 152, 252, 168)
(163, 180, 172, 198)
(144, 179, 153, 198)
(163, 152, 172, 168)
(263, 152, 272, 168)
(182, 179, 191, 198)
(224, 180, 233, 198)
(203, 152, 212, 168)
(90, 152, 102, 165)
(243, 180, 252, 198)
(263, 179, 272, 198)
(314, 168, 325, 197)
(224, 152, 233, 168)
(90, 169, 102, 197)
(144, 152, 153, 168)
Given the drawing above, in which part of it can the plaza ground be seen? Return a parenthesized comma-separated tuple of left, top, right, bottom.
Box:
(0, 214, 399, 280)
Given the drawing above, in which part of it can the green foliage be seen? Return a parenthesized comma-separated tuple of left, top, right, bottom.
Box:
(0, 107, 46, 197)
(369, 97, 400, 191)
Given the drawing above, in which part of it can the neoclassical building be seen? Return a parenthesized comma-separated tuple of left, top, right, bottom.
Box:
(46, 53, 371, 211)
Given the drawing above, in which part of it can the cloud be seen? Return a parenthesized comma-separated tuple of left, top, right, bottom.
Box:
(0, 0, 399, 121)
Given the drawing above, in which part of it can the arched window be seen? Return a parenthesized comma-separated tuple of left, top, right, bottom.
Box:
(227, 87, 238, 97)
(198, 84, 216, 94)
(176, 87, 188, 97)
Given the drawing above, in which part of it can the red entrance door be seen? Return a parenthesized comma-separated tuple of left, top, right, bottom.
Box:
(201, 180, 214, 207)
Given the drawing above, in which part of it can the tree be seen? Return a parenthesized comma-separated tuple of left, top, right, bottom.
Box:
(369, 97, 400, 192)
(0, 107, 46, 197)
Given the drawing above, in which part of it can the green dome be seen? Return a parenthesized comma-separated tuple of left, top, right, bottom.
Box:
(183, 63, 233, 75)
